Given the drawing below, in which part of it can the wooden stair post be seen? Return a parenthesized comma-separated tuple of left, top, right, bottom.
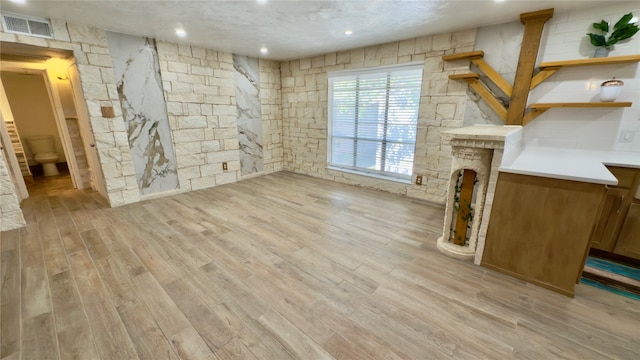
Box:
(506, 8, 554, 125)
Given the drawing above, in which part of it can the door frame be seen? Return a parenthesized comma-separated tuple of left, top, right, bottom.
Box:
(0, 60, 85, 189)
(65, 58, 107, 197)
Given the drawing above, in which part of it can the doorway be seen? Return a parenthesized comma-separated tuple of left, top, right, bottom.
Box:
(1, 70, 71, 184)
(0, 43, 106, 203)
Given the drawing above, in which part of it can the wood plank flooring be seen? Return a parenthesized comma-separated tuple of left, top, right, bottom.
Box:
(1, 171, 639, 360)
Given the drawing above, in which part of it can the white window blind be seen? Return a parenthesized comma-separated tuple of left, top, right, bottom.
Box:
(328, 65, 423, 180)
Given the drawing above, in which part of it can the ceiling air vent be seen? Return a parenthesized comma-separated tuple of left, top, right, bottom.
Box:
(1, 13, 53, 39)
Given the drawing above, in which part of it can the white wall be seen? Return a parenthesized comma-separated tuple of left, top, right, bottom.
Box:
(55, 77, 78, 118)
(463, 3, 640, 153)
(528, 3, 640, 152)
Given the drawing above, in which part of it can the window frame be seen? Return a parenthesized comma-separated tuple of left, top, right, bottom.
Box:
(327, 62, 424, 182)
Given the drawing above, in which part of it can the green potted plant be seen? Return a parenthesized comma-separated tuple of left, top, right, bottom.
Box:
(587, 12, 639, 57)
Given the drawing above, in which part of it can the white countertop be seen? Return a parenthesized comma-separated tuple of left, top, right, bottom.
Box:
(444, 125, 522, 141)
(501, 146, 640, 186)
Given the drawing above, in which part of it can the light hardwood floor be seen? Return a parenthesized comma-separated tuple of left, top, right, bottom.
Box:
(1, 171, 639, 360)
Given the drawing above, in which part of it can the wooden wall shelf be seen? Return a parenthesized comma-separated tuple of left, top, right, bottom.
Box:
(445, 52, 513, 97)
(442, 51, 485, 61)
(448, 73, 480, 80)
(445, 50, 640, 126)
(532, 55, 640, 90)
(538, 55, 640, 70)
(529, 102, 633, 109)
(443, 8, 638, 127)
(523, 102, 632, 125)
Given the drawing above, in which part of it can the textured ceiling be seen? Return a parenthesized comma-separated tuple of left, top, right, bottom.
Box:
(0, 0, 609, 60)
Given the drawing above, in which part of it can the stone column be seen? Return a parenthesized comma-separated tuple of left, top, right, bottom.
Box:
(0, 150, 26, 231)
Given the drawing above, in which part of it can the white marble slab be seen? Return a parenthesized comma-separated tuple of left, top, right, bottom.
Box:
(106, 32, 178, 195)
(233, 54, 263, 175)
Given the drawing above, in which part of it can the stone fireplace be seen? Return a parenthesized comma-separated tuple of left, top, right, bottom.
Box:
(437, 125, 522, 264)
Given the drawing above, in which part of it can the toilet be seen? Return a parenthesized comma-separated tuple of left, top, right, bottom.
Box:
(26, 135, 60, 176)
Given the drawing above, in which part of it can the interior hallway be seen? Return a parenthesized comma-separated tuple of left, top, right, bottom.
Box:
(1, 172, 639, 360)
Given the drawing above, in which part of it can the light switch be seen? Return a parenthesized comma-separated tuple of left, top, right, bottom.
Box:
(618, 130, 634, 143)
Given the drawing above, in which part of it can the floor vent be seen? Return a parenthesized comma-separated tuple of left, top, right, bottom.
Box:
(1, 12, 53, 39)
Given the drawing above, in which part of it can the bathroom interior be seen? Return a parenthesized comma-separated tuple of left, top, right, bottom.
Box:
(2, 69, 67, 177)
(0, 44, 98, 197)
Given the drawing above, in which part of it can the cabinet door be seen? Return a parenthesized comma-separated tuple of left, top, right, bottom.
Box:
(482, 172, 605, 296)
(590, 187, 629, 251)
(613, 202, 640, 260)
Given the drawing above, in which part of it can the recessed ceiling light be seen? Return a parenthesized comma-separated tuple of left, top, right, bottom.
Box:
(257, 0, 268, 4)
(9, 0, 27, 4)
(260, 47, 268, 54)
(175, 28, 187, 38)
(345, 30, 353, 35)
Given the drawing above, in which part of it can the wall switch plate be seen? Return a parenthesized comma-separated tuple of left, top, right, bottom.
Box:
(619, 130, 634, 143)
(222, 162, 228, 171)
(415, 175, 423, 185)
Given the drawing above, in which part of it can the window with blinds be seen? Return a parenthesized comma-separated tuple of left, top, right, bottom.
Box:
(328, 64, 423, 180)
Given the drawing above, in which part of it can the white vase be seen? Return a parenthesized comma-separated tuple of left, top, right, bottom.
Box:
(599, 78, 624, 102)
(593, 47, 610, 58)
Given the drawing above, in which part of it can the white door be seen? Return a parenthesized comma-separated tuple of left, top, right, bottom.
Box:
(66, 60, 107, 197)
(0, 104, 28, 201)
(42, 68, 83, 189)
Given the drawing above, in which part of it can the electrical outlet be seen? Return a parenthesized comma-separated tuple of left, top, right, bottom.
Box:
(415, 175, 423, 185)
(222, 162, 228, 171)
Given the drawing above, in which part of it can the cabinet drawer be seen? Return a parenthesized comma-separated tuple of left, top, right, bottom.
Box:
(607, 167, 637, 189)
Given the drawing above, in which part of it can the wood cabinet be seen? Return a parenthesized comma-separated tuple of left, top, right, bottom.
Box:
(590, 166, 640, 260)
(590, 187, 630, 251)
(615, 203, 640, 259)
(482, 172, 606, 297)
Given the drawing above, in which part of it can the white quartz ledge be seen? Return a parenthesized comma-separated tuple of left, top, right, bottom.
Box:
(500, 146, 640, 186)
(445, 125, 522, 141)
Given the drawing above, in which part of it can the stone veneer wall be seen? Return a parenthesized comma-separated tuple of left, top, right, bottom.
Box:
(281, 29, 476, 204)
(0, 150, 26, 231)
(259, 59, 284, 175)
(0, 20, 284, 218)
(156, 42, 240, 191)
(156, 43, 283, 191)
(65, 117, 91, 187)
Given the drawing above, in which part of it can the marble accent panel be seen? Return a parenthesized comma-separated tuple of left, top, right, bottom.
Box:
(233, 54, 263, 175)
(106, 32, 178, 194)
